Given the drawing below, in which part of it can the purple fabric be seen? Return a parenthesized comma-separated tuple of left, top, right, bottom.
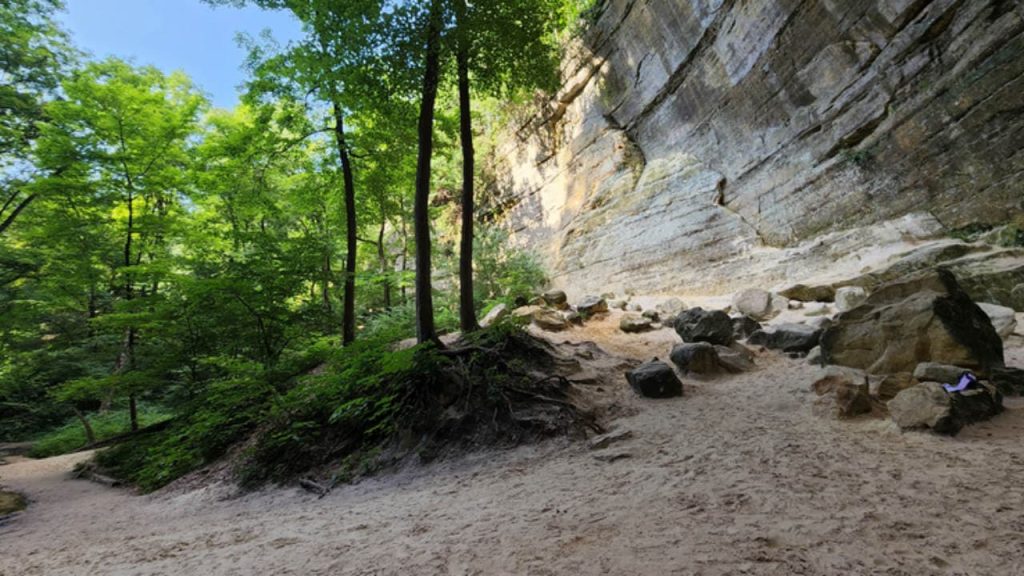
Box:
(944, 373, 977, 393)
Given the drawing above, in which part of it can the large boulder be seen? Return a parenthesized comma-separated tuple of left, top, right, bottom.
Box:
(674, 308, 734, 346)
(732, 288, 774, 321)
(625, 360, 683, 398)
(821, 270, 1004, 375)
(977, 302, 1017, 339)
(577, 296, 609, 316)
(747, 323, 822, 354)
(888, 381, 1003, 435)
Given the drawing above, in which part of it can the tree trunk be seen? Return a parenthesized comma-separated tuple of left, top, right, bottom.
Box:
(413, 0, 444, 345)
(73, 407, 97, 446)
(378, 218, 392, 309)
(128, 394, 138, 432)
(455, 0, 478, 333)
(332, 101, 358, 346)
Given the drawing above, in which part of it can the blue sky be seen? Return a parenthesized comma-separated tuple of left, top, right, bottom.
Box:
(59, 0, 304, 109)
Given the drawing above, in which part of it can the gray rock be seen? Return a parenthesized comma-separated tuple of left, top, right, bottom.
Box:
(779, 284, 835, 302)
(608, 299, 628, 310)
(747, 323, 821, 354)
(531, 308, 569, 332)
(542, 290, 568, 309)
(811, 366, 872, 418)
(913, 362, 966, 385)
(731, 316, 762, 340)
(654, 298, 687, 319)
(674, 308, 734, 346)
(732, 288, 773, 321)
(806, 346, 823, 366)
(619, 314, 654, 333)
(562, 310, 583, 326)
(625, 360, 683, 398)
(990, 367, 1024, 396)
(834, 286, 868, 312)
(577, 296, 608, 316)
(715, 344, 755, 373)
(626, 303, 643, 312)
(642, 309, 660, 321)
(977, 302, 1017, 339)
(669, 342, 720, 375)
(821, 270, 1005, 374)
(479, 303, 509, 328)
(888, 381, 1004, 435)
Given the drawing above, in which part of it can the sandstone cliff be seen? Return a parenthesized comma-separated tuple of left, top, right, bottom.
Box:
(486, 0, 1024, 299)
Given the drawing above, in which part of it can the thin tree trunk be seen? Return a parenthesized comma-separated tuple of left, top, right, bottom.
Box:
(378, 218, 392, 309)
(73, 407, 97, 446)
(120, 182, 138, 432)
(332, 101, 358, 346)
(128, 393, 138, 433)
(455, 0, 478, 333)
(413, 0, 444, 345)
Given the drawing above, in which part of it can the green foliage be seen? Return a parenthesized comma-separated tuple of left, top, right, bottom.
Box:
(472, 227, 547, 309)
(29, 405, 172, 458)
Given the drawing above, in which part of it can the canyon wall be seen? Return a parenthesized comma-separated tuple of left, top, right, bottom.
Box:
(486, 0, 1024, 299)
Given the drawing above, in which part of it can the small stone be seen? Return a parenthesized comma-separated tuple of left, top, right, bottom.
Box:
(731, 316, 762, 340)
(642, 309, 660, 321)
(788, 300, 804, 310)
(592, 450, 632, 463)
(888, 383, 955, 433)
(812, 366, 872, 418)
(512, 305, 543, 318)
(806, 346, 823, 366)
(601, 292, 617, 300)
(589, 429, 633, 450)
(655, 298, 687, 319)
(715, 344, 756, 373)
(608, 299, 628, 310)
(542, 290, 569, 310)
(803, 303, 832, 317)
(562, 310, 584, 326)
(627, 303, 643, 312)
(732, 288, 773, 321)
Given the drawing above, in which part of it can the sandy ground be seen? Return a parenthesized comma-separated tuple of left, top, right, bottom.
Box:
(3, 312, 1024, 576)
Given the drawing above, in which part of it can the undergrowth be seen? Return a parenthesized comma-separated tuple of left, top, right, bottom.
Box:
(29, 405, 173, 458)
(93, 319, 595, 493)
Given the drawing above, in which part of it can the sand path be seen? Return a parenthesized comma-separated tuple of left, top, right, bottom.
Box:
(2, 315, 1024, 576)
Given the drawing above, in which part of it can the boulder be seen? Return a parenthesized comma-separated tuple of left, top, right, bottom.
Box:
(732, 288, 773, 321)
(577, 296, 609, 316)
(806, 346, 823, 366)
(625, 360, 683, 398)
(512, 305, 543, 318)
(820, 270, 1005, 374)
(834, 286, 868, 312)
(912, 362, 965, 385)
(888, 382, 1003, 435)
(715, 344, 756, 373)
(532, 308, 569, 331)
(479, 303, 509, 328)
(812, 366, 872, 418)
(655, 298, 687, 320)
(674, 308, 734, 346)
(977, 302, 1017, 339)
(731, 316, 762, 340)
(669, 342, 720, 375)
(779, 283, 835, 302)
(747, 323, 822, 354)
(873, 372, 915, 400)
(542, 290, 569, 310)
(990, 367, 1024, 396)
(620, 314, 654, 333)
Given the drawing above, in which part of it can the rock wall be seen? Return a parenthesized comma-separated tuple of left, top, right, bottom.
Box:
(486, 0, 1024, 299)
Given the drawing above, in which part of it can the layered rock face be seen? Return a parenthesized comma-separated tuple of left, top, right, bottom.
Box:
(487, 1, 1024, 298)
